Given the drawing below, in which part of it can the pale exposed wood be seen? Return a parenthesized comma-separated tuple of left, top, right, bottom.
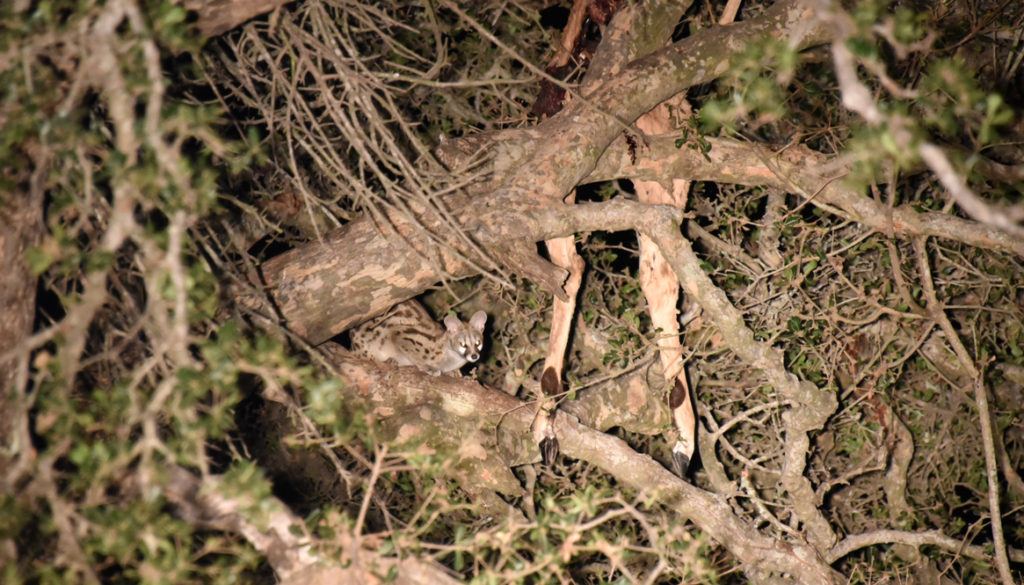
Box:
(718, 0, 743, 25)
(643, 209, 841, 551)
(550, 0, 592, 69)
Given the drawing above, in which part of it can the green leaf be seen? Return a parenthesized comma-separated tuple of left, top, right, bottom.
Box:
(845, 37, 878, 59)
(24, 244, 56, 275)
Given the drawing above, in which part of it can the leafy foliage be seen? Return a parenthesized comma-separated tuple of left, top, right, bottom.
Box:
(2, 0, 1023, 584)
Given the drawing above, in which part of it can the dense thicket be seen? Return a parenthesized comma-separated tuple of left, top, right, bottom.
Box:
(1, 1, 1022, 584)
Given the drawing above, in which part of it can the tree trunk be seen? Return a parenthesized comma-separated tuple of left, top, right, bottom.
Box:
(0, 164, 44, 484)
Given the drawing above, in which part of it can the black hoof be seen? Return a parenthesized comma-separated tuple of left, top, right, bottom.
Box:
(672, 452, 690, 478)
(540, 437, 559, 466)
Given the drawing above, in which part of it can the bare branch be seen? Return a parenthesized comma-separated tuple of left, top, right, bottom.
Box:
(912, 237, 1015, 585)
(826, 528, 1024, 565)
(327, 355, 844, 585)
(183, 0, 294, 37)
(815, 0, 1024, 241)
(163, 465, 463, 585)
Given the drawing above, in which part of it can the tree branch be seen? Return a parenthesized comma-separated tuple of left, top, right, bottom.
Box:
(912, 237, 1015, 585)
(643, 209, 840, 552)
(325, 352, 843, 585)
(183, 0, 294, 38)
(242, 0, 833, 344)
(825, 528, 1024, 565)
(163, 465, 463, 585)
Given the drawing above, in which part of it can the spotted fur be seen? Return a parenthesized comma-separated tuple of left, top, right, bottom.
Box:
(350, 301, 487, 375)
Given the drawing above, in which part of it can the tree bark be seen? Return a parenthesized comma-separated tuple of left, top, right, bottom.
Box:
(183, 0, 294, 37)
(244, 133, 1022, 344)
(242, 0, 833, 344)
(0, 163, 44, 487)
(325, 350, 844, 585)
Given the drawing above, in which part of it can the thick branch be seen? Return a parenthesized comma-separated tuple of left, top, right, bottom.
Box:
(183, 0, 294, 37)
(163, 465, 461, 585)
(245, 126, 1022, 345)
(244, 0, 832, 344)
(325, 352, 842, 585)
(486, 0, 830, 215)
(585, 135, 1024, 258)
(0, 160, 45, 489)
(826, 528, 1024, 565)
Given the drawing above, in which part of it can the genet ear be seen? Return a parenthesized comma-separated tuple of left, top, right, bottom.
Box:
(446, 315, 466, 333)
(444, 314, 462, 333)
(469, 311, 487, 332)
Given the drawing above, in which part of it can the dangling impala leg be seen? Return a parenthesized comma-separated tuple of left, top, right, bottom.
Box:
(535, 366, 562, 465)
(639, 220, 697, 478)
(669, 375, 696, 477)
(635, 94, 697, 478)
(535, 194, 585, 465)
